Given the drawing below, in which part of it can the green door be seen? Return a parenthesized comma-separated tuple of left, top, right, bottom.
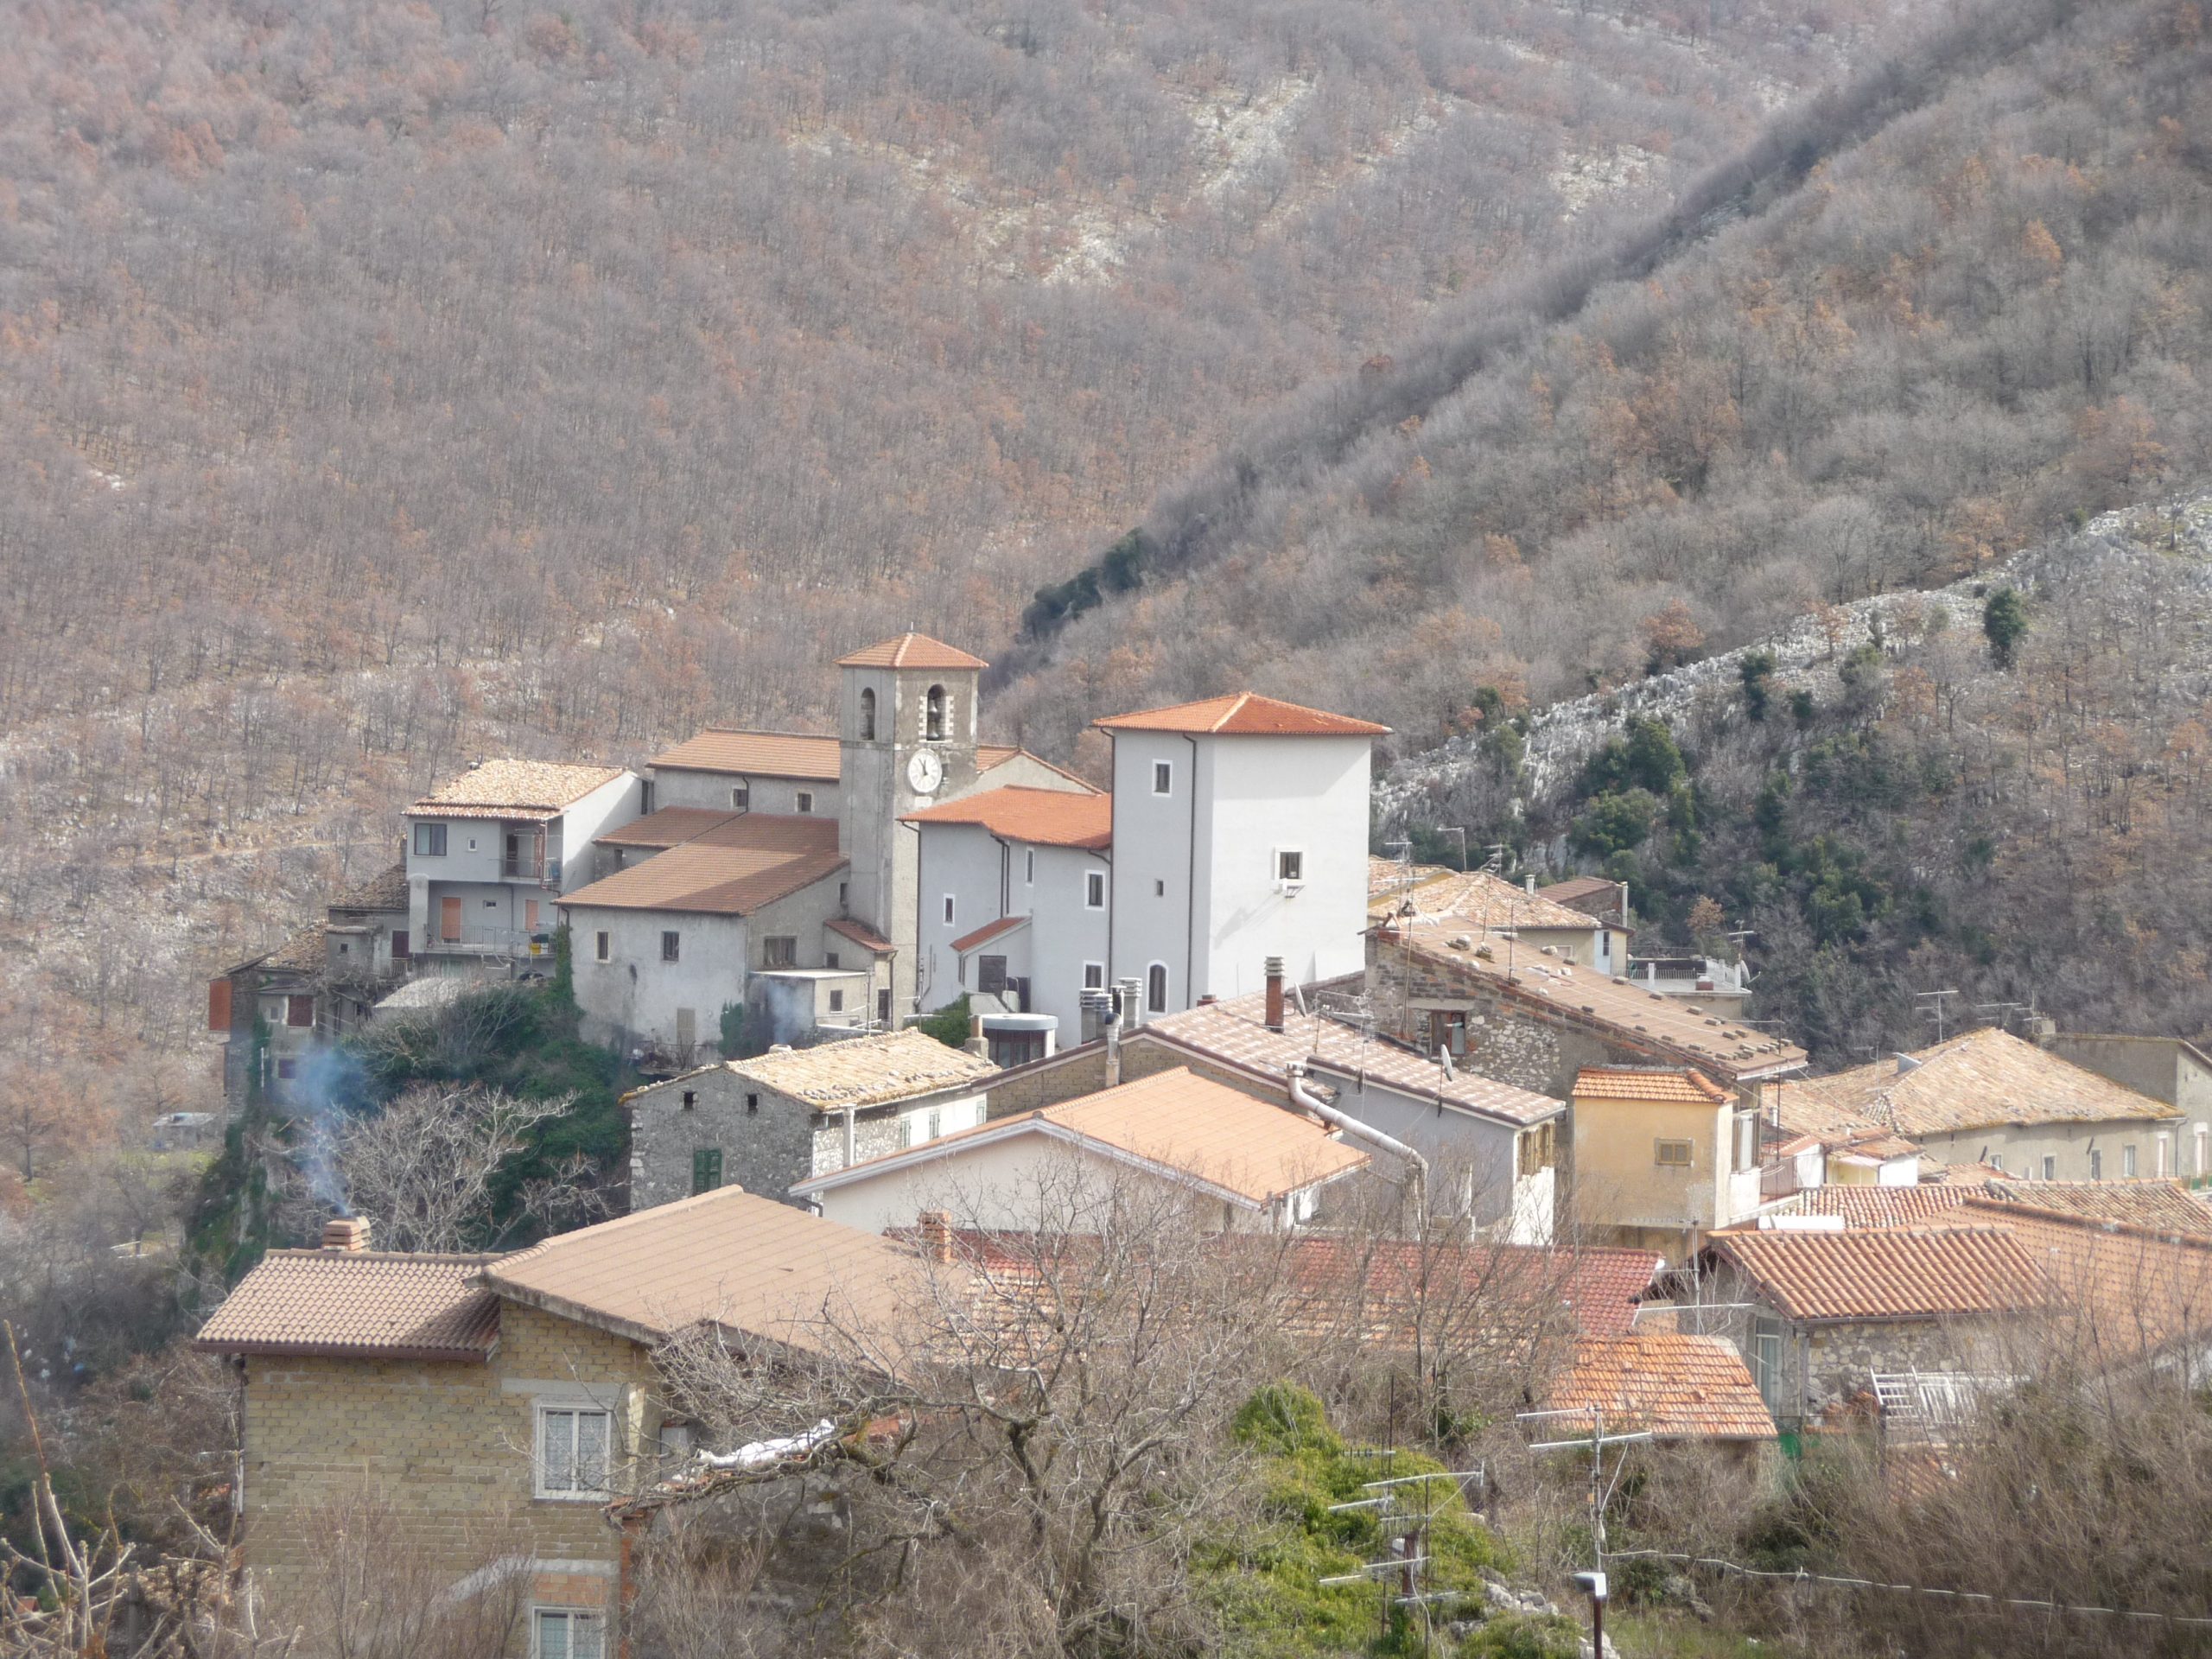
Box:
(692, 1147, 723, 1195)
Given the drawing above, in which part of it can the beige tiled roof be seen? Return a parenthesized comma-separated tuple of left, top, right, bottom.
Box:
(1756, 1185, 1980, 1229)
(726, 1028, 996, 1109)
(332, 862, 408, 912)
(796, 1065, 1369, 1208)
(904, 785, 1113, 849)
(836, 632, 989, 671)
(649, 729, 843, 779)
(1573, 1066, 1729, 1105)
(558, 814, 842, 917)
(1536, 875, 1623, 910)
(1544, 1333, 1775, 1440)
(409, 759, 626, 820)
(195, 1250, 500, 1361)
(1094, 691, 1389, 737)
(478, 1185, 923, 1358)
(1706, 1227, 2047, 1323)
(1371, 866, 1600, 931)
(1784, 1027, 2183, 1138)
(264, 921, 328, 974)
(1143, 990, 1563, 1127)
(1384, 916, 1808, 1083)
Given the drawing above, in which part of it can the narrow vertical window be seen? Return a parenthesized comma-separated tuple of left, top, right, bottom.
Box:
(859, 686, 876, 740)
(926, 683, 946, 741)
(1147, 963, 1167, 1014)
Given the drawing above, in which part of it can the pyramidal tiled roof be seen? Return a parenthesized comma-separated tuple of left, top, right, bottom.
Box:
(836, 632, 988, 671)
(1094, 691, 1389, 736)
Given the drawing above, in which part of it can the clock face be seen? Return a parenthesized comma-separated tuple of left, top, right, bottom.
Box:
(907, 748, 944, 794)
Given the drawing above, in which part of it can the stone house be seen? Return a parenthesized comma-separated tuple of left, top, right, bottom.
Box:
(624, 1028, 999, 1211)
(2041, 1032, 2212, 1181)
(1658, 1225, 2045, 1428)
(790, 1065, 1369, 1236)
(1540, 1332, 1776, 1449)
(1364, 911, 1808, 1103)
(1775, 1026, 2186, 1184)
(1370, 866, 1632, 979)
(194, 1192, 919, 1657)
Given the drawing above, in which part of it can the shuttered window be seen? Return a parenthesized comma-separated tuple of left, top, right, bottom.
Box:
(691, 1147, 723, 1195)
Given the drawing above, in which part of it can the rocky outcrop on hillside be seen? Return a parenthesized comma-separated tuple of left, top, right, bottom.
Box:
(1376, 488, 2212, 832)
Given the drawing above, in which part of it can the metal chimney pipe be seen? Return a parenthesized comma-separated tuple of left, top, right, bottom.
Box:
(1264, 957, 1285, 1033)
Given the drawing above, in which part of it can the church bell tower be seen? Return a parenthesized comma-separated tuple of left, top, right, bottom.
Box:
(836, 633, 987, 1019)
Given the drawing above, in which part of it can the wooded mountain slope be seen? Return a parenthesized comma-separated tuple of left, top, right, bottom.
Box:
(0, 0, 1866, 1161)
(997, 0, 2212, 761)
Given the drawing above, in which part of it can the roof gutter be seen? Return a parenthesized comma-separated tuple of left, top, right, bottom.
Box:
(1289, 1064, 1427, 1235)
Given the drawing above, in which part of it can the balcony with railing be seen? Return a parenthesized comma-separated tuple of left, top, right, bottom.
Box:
(417, 925, 558, 962)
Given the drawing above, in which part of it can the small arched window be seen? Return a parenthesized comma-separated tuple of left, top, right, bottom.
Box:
(925, 683, 947, 741)
(859, 687, 876, 741)
(1147, 963, 1168, 1014)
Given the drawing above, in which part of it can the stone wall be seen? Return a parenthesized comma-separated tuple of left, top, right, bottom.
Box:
(239, 1300, 659, 1627)
(627, 1067, 815, 1210)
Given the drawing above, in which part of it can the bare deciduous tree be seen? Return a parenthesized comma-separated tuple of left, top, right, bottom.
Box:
(338, 1084, 574, 1252)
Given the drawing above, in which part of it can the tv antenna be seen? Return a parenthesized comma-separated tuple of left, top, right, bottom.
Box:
(1914, 988, 1960, 1044)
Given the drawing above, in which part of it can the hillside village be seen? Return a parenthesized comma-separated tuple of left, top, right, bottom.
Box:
(174, 627, 2212, 1657)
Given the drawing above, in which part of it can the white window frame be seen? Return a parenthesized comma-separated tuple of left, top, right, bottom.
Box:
(2090, 1147, 2103, 1179)
(533, 1606, 607, 1659)
(1084, 871, 1106, 911)
(796, 790, 814, 814)
(1083, 962, 1105, 992)
(2196, 1123, 2208, 1178)
(1274, 847, 1306, 886)
(2041, 1155, 2056, 1181)
(534, 1402, 614, 1500)
(2157, 1131, 2172, 1178)
(731, 783, 750, 810)
(1146, 961, 1168, 1014)
(2123, 1144, 2138, 1178)
(412, 822, 447, 857)
(1152, 760, 1173, 796)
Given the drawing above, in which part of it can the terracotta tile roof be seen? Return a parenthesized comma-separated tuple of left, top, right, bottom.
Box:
(1144, 989, 1563, 1127)
(1705, 1227, 2048, 1323)
(650, 728, 843, 779)
(1093, 691, 1389, 737)
(1573, 1066, 1729, 1104)
(795, 1066, 1369, 1208)
(826, 917, 896, 956)
(332, 862, 408, 912)
(725, 1028, 996, 1109)
(836, 632, 989, 671)
(950, 915, 1028, 952)
(558, 814, 843, 916)
(1831, 1132, 1924, 1162)
(1371, 867, 1601, 931)
(1953, 1199, 2212, 1357)
(1758, 1185, 1980, 1229)
(903, 785, 1113, 849)
(195, 1250, 500, 1361)
(478, 1185, 923, 1358)
(595, 807, 745, 849)
(1383, 916, 1808, 1083)
(1282, 1237, 1661, 1340)
(1783, 1027, 2182, 1139)
(408, 759, 626, 820)
(1543, 1333, 1776, 1440)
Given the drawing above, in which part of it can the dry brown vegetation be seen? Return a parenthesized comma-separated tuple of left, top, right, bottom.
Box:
(0, 0, 1882, 1181)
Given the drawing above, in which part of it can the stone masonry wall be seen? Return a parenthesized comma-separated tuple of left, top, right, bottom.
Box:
(239, 1300, 658, 1628)
(626, 1068, 814, 1210)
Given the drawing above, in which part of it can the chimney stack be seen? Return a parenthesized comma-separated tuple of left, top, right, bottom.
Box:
(323, 1216, 372, 1252)
(918, 1209, 953, 1264)
(965, 1014, 989, 1058)
(1103, 987, 1123, 1088)
(1524, 872, 1536, 894)
(1264, 957, 1285, 1033)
